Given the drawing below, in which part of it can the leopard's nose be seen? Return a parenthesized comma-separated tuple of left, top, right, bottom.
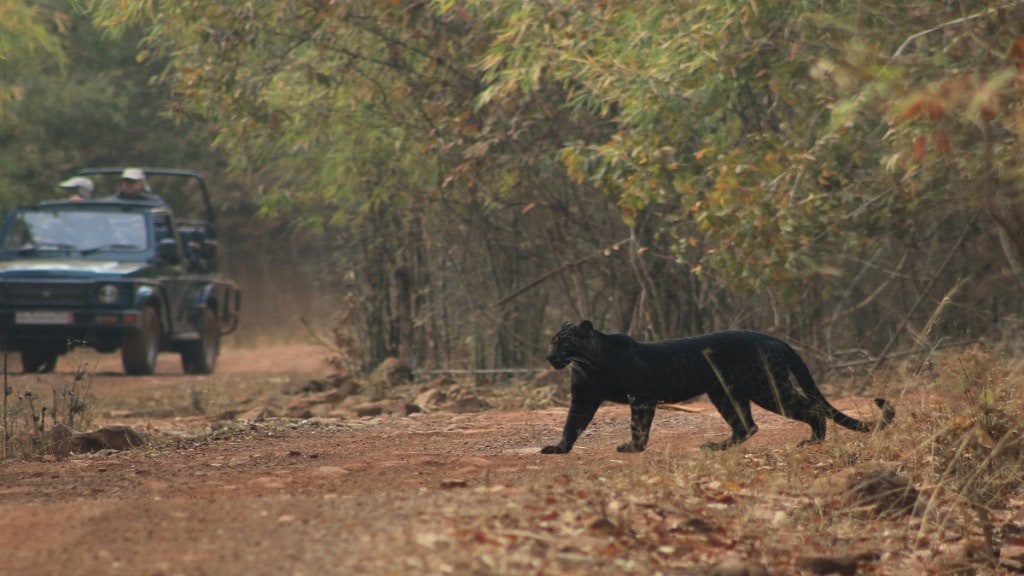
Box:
(546, 353, 567, 369)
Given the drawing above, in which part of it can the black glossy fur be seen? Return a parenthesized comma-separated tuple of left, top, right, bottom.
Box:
(542, 321, 894, 453)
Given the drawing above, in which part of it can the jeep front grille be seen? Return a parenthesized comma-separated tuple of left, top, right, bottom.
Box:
(0, 283, 90, 306)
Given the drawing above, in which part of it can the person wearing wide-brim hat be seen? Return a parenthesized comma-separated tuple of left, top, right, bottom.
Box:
(58, 176, 94, 201)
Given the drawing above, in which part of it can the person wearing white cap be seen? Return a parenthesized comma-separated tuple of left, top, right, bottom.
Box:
(113, 167, 161, 203)
(58, 176, 94, 201)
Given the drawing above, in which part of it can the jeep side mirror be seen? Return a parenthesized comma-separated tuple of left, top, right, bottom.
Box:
(158, 238, 181, 264)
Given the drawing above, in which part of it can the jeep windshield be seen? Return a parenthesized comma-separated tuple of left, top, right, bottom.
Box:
(0, 206, 149, 259)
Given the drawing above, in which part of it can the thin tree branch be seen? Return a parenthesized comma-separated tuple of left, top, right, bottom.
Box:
(827, 338, 977, 370)
(892, 2, 1022, 59)
(494, 238, 631, 308)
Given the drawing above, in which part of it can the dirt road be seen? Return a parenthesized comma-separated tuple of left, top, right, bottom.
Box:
(1, 345, 1005, 575)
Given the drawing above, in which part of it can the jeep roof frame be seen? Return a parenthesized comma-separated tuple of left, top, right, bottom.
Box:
(76, 167, 215, 224)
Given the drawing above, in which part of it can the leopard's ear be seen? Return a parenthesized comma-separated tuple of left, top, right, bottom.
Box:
(579, 320, 594, 333)
(560, 321, 575, 331)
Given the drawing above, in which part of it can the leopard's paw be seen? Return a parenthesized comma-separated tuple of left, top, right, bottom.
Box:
(700, 440, 731, 452)
(616, 442, 645, 453)
(541, 445, 567, 454)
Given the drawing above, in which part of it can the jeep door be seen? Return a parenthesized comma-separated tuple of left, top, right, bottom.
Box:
(150, 212, 192, 340)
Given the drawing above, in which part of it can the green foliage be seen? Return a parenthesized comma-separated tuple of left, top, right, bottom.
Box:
(0, 1, 65, 113)
(0, 1, 66, 206)
(0, 0, 213, 208)
(86, 2, 444, 220)
(822, 1, 1024, 199)
(476, 1, 889, 293)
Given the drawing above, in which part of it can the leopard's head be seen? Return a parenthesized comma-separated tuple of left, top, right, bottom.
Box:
(546, 320, 603, 370)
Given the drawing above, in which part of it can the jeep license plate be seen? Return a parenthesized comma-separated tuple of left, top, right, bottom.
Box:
(15, 311, 73, 325)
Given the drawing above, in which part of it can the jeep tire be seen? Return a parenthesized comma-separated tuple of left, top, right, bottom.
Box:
(181, 307, 219, 374)
(21, 348, 59, 374)
(122, 306, 160, 375)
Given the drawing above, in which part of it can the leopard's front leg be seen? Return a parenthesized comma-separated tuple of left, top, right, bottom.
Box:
(541, 395, 602, 454)
(617, 400, 656, 453)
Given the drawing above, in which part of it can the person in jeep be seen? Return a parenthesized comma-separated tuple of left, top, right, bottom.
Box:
(110, 168, 162, 203)
(58, 176, 94, 201)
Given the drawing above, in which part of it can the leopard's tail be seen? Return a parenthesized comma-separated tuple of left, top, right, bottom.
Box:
(786, 346, 895, 433)
(830, 398, 895, 433)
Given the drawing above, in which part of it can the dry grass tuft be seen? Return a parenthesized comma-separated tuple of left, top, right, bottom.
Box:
(2, 359, 94, 460)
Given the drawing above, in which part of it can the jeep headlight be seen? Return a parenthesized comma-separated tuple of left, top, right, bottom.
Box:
(97, 284, 121, 304)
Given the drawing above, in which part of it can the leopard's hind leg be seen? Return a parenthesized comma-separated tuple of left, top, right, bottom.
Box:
(750, 345, 828, 447)
(794, 410, 827, 446)
(751, 390, 829, 447)
(702, 388, 757, 451)
(617, 401, 656, 453)
(748, 384, 830, 447)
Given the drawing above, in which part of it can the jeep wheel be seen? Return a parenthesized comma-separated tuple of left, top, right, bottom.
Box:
(21, 348, 58, 374)
(122, 306, 160, 375)
(181, 307, 219, 374)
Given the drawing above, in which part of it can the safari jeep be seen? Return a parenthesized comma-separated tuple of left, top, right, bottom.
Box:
(0, 168, 240, 374)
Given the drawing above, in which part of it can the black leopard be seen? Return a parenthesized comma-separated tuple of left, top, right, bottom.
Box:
(541, 320, 894, 453)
